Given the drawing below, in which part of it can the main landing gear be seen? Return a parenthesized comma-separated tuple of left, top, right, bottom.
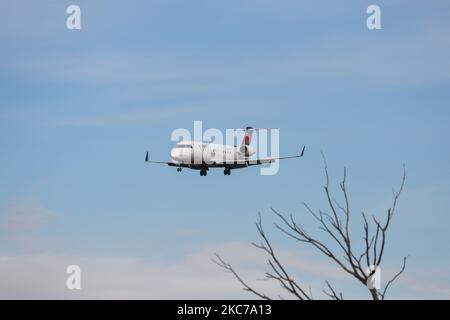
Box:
(177, 168, 182, 172)
(200, 169, 208, 176)
(224, 168, 231, 176)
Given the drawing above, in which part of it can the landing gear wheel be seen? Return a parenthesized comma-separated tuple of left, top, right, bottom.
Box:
(224, 168, 231, 175)
(177, 168, 182, 172)
(200, 169, 207, 176)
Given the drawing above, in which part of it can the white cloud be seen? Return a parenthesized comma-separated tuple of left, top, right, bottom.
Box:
(0, 203, 56, 232)
(0, 242, 356, 299)
(0, 203, 59, 253)
(402, 274, 450, 299)
(0, 204, 445, 299)
(57, 105, 206, 127)
(6, 15, 450, 90)
(0, 238, 448, 299)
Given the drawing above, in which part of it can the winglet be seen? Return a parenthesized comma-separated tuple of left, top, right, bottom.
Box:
(300, 146, 305, 157)
(145, 151, 149, 162)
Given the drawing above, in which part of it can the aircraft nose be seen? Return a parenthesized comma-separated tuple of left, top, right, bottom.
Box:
(170, 148, 181, 161)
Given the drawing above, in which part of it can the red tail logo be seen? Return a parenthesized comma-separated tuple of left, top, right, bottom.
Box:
(242, 127, 253, 146)
(244, 134, 251, 145)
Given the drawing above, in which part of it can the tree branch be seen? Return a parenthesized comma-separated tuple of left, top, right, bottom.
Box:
(214, 158, 407, 300)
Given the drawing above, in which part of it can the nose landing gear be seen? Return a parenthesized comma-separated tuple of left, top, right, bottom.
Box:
(224, 168, 231, 176)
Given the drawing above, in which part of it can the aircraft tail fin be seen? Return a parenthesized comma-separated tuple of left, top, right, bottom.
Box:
(241, 126, 254, 146)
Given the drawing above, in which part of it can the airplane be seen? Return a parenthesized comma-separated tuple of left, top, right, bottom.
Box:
(145, 127, 305, 176)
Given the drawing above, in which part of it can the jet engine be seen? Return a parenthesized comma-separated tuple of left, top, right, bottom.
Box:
(239, 145, 255, 157)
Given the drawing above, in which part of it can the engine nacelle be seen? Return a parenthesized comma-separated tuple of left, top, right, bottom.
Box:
(239, 145, 255, 157)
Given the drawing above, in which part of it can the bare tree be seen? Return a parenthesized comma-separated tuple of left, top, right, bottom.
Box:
(215, 155, 407, 300)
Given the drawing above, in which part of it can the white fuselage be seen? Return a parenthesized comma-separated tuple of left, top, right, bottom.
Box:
(170, 141, 255, 165)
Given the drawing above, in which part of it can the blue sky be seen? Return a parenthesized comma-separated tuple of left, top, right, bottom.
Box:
(0, 0, 450, 298)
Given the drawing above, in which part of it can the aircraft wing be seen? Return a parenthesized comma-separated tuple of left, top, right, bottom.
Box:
(244, 146, 305, 167)
(212, 146, 305, 168)
(145, 152, 182, 167)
